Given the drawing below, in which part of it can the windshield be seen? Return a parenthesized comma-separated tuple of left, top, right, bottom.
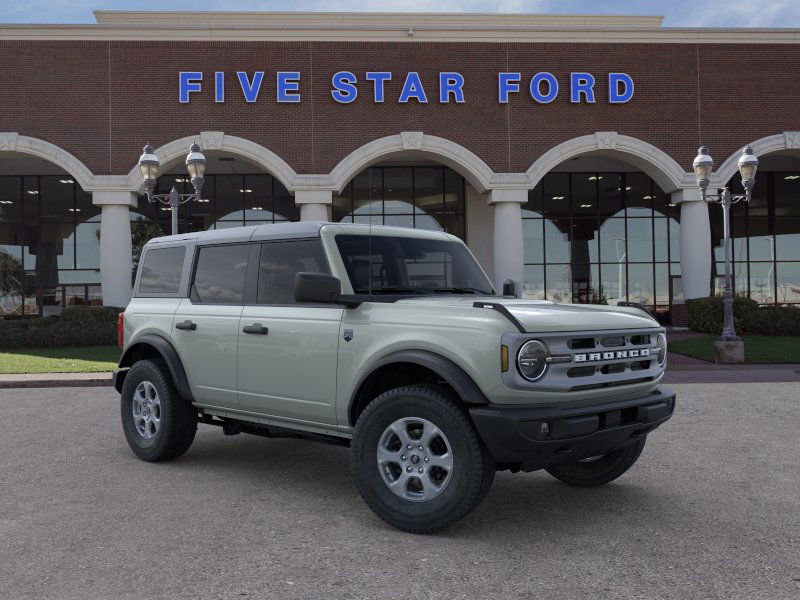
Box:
(334, 234, 494, 295)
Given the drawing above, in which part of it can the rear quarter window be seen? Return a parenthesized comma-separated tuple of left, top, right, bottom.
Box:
(138, 246, 186, 295)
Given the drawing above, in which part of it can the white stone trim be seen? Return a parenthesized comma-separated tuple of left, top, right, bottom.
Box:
(92, 189, 138, 207)
(0, 132, 95, 190)
(329, 132, 495, 193)
(712, 131, 800, 187)
(93, 11, 665, 29)
(5, 16, 800, 44)
(526, 132, 691, 193)
(123, 132, 298, 193)
(294, 189, 333, 205)
(487, 188, 530, 205)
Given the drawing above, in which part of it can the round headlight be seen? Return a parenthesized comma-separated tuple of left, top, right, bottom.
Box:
(517, 340, 549, 381)
(655, 333, 668, 367)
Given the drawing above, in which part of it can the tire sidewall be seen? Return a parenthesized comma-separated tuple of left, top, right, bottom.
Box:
(120, 360, 179, 461)
(353, 387, 488, 524)
(547, 436, 646, 486)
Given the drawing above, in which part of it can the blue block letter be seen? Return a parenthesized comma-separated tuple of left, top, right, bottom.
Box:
(608, 73, 634, 104)
(331, 71, 358, 104)
(237, 71, 264, 103)
(366, 72, 392, 103)
(439, 72, 465, 103)
(277, 71, 301, 103)
(179, 71, 203, 103)
(214, 72, 224, 103)
(498, 73, 521, 103)
(570, 73, 596, 103)
(530, 72, 558, 104)
(399, 72, 428, 103)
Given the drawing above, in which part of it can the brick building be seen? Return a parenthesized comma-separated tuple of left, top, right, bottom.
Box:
(1, 11, 798, 320)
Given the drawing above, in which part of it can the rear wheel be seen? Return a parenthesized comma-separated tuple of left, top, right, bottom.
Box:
(352, 385, 495, 534)
(120, 359, 197, 462)
(545, 436, 647, 487)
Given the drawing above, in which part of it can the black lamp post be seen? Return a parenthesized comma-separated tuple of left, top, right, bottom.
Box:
(692, 145, 759, 343)
(138, 142, 207, 235)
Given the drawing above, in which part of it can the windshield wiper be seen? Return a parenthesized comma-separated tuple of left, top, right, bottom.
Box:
(353, 286, 426, 294)
(432, 287, 494, 295)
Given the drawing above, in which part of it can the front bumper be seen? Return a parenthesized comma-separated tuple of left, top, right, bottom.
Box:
(469, 386, 676, 472)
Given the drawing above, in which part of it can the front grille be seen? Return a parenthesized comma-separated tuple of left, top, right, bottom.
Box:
(502, 327, 665, 392)
(599, 336, 626, 347)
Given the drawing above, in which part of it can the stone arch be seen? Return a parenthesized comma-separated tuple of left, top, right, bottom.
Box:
(525, 132, 691, 193)
(123, 131, 298, 192)
(0, 132, 95, 190)
(713, 131, 800, 186)
(328, 132, 496, 194)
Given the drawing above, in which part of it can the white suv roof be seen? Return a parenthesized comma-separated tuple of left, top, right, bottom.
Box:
(144, 221, 458, 247)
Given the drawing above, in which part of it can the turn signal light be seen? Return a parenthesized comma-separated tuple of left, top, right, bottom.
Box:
(501, 345, 509, 372)
(117, 312, 124, 349)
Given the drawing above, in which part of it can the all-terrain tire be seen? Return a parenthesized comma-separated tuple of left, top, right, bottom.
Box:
(120, 359, 197, 462)
(352, 384, 495, 534)
(545, 435, 647, 487)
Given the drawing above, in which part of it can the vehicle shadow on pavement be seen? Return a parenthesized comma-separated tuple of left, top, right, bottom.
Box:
(132, 427, 676, 537)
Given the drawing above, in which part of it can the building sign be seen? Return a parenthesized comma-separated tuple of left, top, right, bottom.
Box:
(178, 71, 634, 104)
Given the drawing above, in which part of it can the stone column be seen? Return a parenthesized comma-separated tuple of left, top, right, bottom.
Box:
(673, 188, 712, 300)
(296, 190, 333, 222)
(488, 189, 527, 295)
(93, 191, 137, 308)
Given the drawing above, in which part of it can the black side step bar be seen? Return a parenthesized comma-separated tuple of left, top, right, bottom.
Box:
(473, 302, 526, 333)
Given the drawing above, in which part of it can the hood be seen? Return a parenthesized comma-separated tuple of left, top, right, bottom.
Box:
(396, 296, 658, 332)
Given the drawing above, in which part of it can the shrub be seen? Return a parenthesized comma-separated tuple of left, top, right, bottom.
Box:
(60, 305, 123, 324)
(747, 306, 800, 336)
(0, 306, 122, 349)
(687, 296, 800, 336)
(686, 296, 759, 335)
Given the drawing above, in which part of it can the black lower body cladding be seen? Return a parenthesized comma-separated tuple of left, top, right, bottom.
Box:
(469, 386, 676, 472)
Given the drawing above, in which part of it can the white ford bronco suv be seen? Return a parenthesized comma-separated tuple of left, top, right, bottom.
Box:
(115, 222, 675, 533)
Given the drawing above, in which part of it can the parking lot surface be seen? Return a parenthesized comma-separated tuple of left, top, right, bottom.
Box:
(0, 383, 798, 600)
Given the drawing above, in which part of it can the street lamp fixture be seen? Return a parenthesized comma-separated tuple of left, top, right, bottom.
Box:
(138, 142, 207, 235)
(691, 144, 759, 345)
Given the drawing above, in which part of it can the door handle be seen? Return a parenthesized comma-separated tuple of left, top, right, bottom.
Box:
(242, 323, 269, 335)
(175, 320, 197, 331)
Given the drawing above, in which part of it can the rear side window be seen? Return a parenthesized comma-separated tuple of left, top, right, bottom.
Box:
(258, 240, 329, 304)
(192, 244, 251, 304)
(138, 246, 186, 295)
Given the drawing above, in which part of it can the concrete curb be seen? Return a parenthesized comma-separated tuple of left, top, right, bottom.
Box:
(0, 373, 113, 389)
(2, 365, 800, 390)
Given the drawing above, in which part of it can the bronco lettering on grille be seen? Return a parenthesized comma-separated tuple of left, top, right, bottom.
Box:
(574, 348, 651, 362)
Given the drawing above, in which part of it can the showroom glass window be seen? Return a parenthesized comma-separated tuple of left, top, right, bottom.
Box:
(713, 171, 800, 305)
(130, 173, 300, 279)
(135, 173, 299, 235)
(332, 166, 466, 240)
(522, 172, 680, 320)
(0, 176, 101, 317)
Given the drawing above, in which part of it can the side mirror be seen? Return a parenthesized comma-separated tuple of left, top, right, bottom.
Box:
(502, 278, 518, 298)
(295, 272, 342, 304)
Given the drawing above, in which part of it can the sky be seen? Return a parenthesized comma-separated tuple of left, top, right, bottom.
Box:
(1, 0, 799, 28)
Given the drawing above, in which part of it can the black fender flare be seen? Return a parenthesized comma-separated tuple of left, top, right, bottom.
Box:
(117, 334, 194, 402)
(349, 349, 489, 426)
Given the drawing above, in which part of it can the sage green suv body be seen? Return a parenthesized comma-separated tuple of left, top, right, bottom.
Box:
(114, 222, 675, 533)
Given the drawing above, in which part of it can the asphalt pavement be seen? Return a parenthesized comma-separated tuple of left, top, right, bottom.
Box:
(0, 384, 798, 600)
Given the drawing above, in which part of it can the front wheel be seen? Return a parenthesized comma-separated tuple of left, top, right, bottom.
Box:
(545, 436, 647, 487)
(352, 385, 495, 534)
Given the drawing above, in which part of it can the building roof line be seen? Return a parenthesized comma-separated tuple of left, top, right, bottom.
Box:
(2, 24, 800, 44)
(91, 10, 665, 28)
